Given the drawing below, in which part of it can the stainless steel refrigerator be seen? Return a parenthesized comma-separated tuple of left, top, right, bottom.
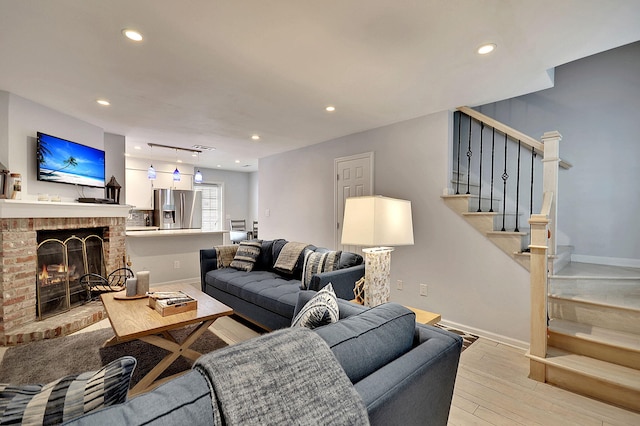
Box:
(153, 189, 202, 230)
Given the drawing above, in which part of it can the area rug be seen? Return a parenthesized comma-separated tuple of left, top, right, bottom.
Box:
(0, 326, 227, 387)
(434, 324, 479, 351)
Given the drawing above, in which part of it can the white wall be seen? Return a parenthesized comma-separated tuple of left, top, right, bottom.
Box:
(477, 41, 640, 263)
(197, 167, 254, 229)
(2, 91, 108, 201)
(104, 132, 126, 203)
(259, 111, 531, 346)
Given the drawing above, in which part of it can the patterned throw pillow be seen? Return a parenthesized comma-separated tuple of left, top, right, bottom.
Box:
(0, 356, 136, 425)
(230, 240, 262, 272)
(291, 283, 339, 329)
(301, 250, 342, 290)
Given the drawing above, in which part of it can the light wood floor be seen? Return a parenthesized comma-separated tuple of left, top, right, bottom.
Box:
(2, 314, 638, 425)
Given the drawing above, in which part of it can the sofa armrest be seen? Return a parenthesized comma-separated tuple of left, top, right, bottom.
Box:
(199, 249, 218, 292)
(309, 264, 365, 300)
(354, 324, 462, 426)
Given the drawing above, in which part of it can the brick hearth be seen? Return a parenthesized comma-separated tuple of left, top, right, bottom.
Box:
(0, 214, 126, 345)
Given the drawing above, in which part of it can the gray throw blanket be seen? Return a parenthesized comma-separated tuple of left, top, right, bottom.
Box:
(194, 328, 370, 426)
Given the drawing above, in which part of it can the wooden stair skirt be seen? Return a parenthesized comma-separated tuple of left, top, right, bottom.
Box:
(527, 348, 640, 412)
(442, 194, 531, 270)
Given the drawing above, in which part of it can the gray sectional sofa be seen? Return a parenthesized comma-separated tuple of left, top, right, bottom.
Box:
(200, 238, 365, 330)
(66, 296, 463, 425)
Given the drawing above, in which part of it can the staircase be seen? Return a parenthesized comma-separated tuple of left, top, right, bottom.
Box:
(446, 107, 640, 412)
(441, 176, 531, 270)
(531, 262, 640, 411)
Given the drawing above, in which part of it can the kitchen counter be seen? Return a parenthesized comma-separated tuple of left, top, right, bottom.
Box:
(126, 228, 227, 237)
(125, 229, 229, 286)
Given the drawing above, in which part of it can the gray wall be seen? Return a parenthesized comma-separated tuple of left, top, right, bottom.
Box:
(259, 111, 531, 345)
(477, 41, 640, 263)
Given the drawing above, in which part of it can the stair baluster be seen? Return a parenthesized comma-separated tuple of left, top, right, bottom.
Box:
(477, 123, 484, 212)
(514, 140, 521, 232)
(501, 133, 509, 232)
(466, 115, 472, 195)
(455, 112, 461, 195)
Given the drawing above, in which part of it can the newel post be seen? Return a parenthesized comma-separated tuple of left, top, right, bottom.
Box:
(528, 212, 549, 381)
(541, 131, 562, 257)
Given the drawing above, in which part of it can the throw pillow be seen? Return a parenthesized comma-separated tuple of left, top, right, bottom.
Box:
(291, 283, 339, 329)
(0, 356, 136, 425)
(230, 240, 262, 272)
(300, 250, 342, 290)
(214, 245, 238, 269)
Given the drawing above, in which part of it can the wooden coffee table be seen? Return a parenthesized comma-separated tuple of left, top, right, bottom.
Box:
(101, 283, 233, 396)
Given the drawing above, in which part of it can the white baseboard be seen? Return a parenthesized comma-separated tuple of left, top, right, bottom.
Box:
(571, 254, 640, 269)
(152, 277, 201, 288)
(438, 319, 529, 350)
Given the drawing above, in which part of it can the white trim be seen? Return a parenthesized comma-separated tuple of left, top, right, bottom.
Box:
(151, 277, 200, 288)
(333, 152, 374, 249)
(438, 318, 530, 350)
(571, 254, 640, 269)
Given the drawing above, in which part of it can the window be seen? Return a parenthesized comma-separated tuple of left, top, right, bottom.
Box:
(195, 183, 222, 231)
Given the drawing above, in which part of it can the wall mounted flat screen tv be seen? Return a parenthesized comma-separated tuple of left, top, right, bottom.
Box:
(37, 132, 106, 188)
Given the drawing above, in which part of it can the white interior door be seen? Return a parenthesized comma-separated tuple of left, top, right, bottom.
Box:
(334, 152, 374, 250)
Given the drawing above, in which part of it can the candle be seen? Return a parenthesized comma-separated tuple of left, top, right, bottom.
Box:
(126, 278, 137, 297)
(136, 270, 150, 295)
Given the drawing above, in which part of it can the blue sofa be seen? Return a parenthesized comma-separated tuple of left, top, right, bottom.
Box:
(200, 238, 365, 330)
(66, 296, 463, 425)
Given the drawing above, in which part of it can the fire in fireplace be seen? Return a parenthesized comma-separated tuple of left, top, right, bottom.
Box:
(36, 228, 107, 319)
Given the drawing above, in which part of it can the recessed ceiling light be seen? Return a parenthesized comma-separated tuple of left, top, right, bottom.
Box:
(325, 106, 336, 112)
(217, 165, 222, 168)
(134, 146, 141, 150)
(177, 159, 183, 163)
(192, 153, 197, 157)
(96, 99, 110, 106)
(477, 43, 496, 55)
(251, 134, 260, 141)
(235, 160, 240, 164)
(122, 29, 143, 42)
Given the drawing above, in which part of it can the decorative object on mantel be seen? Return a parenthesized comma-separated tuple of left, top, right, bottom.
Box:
(9, 173, 21, 199)
(0, 165, 10, 199)
(105, 175, 121, 204)
(341, 195, 414, 307)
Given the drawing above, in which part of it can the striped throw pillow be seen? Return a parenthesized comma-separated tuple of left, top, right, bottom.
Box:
(230, 240, 263, 272)
(291, 283, 339, 329)
(301, 250, 342, 290)
(0, 356, 136, 425)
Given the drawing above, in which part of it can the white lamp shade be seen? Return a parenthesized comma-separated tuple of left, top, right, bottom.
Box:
(341, 196, 414, 247)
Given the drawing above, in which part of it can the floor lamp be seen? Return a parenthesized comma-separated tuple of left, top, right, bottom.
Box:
(341, 196, 414, 307)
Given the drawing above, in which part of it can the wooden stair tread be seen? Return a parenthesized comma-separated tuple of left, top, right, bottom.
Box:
(529, 347, 640, 390)
(548, 293, 640, 313)
(440, 194, 471, 199)
(549, 318, 640, 351)
(461, 211, 497, 217)
(486, 230, 528, 236)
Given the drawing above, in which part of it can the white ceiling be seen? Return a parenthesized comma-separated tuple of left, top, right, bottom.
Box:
(1, 1, 639, 172)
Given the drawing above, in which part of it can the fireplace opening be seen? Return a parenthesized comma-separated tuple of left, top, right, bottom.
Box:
(36, 228, 107, 320)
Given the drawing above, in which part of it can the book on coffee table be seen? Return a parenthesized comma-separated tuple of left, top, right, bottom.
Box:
(148, 291, 197, 316)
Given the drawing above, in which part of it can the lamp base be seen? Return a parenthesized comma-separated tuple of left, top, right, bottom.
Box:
(362, 247, 393, 307)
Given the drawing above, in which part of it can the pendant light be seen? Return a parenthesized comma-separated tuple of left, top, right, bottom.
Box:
(147, 144, 156, 179)
(194, 152, 203, 183)
(173, 149, 181, 181)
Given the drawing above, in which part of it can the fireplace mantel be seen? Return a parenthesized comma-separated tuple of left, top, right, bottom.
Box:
(0, 199, 131, 219)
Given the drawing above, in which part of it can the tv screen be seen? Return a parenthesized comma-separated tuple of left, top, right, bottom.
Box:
(37, 132, 106, 188)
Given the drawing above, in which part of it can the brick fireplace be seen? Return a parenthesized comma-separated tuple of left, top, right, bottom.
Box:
(0, 201, 130, 345)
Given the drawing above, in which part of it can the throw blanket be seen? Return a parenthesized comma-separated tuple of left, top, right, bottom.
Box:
(273, 241, 309, 273)
(194, 328, 369, 426)
(215, 245, 238, 269)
